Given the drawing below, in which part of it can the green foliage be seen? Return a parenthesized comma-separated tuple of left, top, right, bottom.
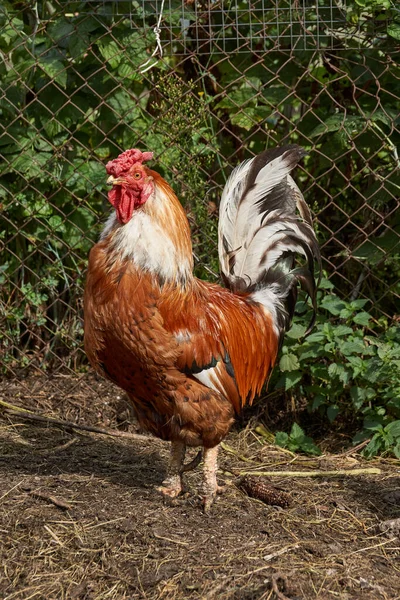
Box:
(0, 1, 399, 459)
(273, 278, 400, 457)
(275, 423, 322, 456)
(0, 2, 219, 369)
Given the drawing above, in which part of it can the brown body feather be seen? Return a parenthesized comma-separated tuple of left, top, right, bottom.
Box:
(84, 169, 279, 448)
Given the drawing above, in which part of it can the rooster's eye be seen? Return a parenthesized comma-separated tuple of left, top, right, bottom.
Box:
(133, 172, 141, 179)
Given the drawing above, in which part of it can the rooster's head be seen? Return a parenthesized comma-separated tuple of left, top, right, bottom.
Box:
(106, 149, 154, 224)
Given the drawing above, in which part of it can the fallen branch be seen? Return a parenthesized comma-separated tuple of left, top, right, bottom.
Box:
(239, 467, 382, 477)
(1, 401, 156, 442)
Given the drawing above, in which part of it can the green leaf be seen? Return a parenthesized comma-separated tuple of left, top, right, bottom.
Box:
(48, 18, 74, 44)
(231, 108, 258, 131)
(363, 433, 383, 458)
(385, 421, 400, 438)
(350, 299, 369, 310)
(387, 23, 400, 41)
(339, 340, 366, 355)
(320, 295, 346, 316)
(350, 386, 375, 410)
(284, 371, 302, 390)
(275, 431, 289, 447)
(298, 438, 322, 456)
(290, 422, 305, 442)
(38, 57, 67, 88)
(279, 353, 300, 372)
(328, 363, 350, 384)
(327, 405, 340, 422)
(69, 33, 89, 60)
(306, 331, 326, 343)
(97, 38, 122, 69)
(310, 114, 364, 138)
(393, 443, 400, 459)
(334, 325, 354, 337)
(107, 90, 140, 120)
(117, 62, 142, 81)
(352, 312, 372, 326)
(286, 323, 306, 339)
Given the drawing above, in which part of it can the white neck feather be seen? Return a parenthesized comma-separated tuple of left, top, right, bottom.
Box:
(101, 186, 193, 284)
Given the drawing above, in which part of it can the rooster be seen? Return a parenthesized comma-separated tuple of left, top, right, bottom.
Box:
(84, 146, 320, 510)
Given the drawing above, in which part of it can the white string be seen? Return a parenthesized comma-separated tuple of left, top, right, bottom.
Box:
(139, 0, 166, 74)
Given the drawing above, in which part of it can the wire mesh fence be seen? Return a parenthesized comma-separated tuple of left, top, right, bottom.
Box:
(1, 0, 399, 382)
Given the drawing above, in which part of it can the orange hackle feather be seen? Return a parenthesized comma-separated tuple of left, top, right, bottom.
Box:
(146, 168, 279, 411)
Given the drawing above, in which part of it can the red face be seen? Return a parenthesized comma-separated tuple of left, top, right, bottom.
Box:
(106, 149, 154, 224)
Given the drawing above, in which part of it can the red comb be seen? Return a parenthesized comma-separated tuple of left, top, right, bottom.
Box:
(106, 149, 153, 177)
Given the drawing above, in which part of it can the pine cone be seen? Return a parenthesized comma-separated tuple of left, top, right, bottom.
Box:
(238, 476, 291, 508)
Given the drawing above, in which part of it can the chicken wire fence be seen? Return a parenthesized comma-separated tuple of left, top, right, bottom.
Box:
(1, 0, 399, 382)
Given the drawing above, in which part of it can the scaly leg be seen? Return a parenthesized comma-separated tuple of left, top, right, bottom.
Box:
(157, 441, 186, 498)
(203, 445, 225, 512)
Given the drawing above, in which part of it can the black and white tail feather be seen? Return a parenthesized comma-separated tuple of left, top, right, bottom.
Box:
(218, 145, 321, 345)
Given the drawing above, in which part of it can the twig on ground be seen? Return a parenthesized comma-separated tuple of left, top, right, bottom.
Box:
(38, 437, 78, 454)
(221, 441, 256, 463)
(0, 399, 35, 414)
(341, 439, 371, 456)
(28, 489, 72, 511)
(271, 572, 292, 600)
(263, 544, 300, 562)
(239, 468, 382, 477)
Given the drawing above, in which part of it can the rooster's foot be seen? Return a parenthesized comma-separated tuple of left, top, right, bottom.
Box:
(157, 475, 182, 499)
(203, 484, 227, 513)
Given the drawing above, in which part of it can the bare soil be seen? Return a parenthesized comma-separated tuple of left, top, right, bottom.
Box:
(0, 373, 399, 600)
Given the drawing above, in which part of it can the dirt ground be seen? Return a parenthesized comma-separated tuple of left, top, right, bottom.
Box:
(0, 373, 399, 600)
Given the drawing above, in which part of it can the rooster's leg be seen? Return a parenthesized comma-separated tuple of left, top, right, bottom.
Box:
(203, 445, 225, 512)
(157, 440, 186, 498)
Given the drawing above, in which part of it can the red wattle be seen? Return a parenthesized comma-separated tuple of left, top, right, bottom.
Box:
(108, 187, 140, 224)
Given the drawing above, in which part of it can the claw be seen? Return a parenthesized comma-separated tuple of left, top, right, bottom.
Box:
(157, 475, 182, 499)
(203, 484, 226, 512)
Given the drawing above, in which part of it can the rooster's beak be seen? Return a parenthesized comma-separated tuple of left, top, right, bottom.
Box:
(107, 175, 125, 186)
